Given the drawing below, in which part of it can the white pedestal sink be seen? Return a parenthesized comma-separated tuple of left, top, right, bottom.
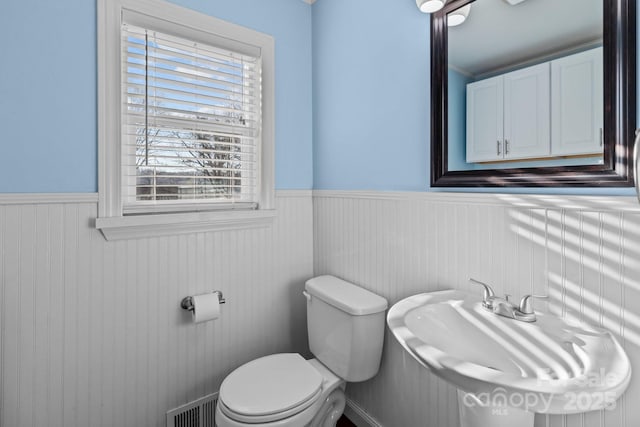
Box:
(387, 290, 631, 427)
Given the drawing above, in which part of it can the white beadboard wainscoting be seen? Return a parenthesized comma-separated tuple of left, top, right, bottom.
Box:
(0, 191, 313, 427)
(313, 190, 640, 427)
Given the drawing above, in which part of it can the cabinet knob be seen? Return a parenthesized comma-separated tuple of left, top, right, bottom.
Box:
(505, 139, 510, 155)
(497, 140, 502, 156)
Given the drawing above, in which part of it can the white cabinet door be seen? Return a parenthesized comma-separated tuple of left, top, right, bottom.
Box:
(551, 47, 603, 156)
(466, 75, 504, 162)
(503, 62, 551, 160)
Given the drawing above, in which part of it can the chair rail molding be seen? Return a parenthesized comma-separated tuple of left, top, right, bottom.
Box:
(312, 190, 640, 212)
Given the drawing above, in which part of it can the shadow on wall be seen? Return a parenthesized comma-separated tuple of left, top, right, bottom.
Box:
(507, 200, 640, 424)
(311, 193, 640, 426)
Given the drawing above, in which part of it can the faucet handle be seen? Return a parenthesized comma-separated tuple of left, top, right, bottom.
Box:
(518, 294, 548, 314)
(469, 278, 495, 302)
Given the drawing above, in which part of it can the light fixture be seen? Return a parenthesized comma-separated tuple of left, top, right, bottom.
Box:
(416, 0, 445, 13)
(447, 4, 471, 26)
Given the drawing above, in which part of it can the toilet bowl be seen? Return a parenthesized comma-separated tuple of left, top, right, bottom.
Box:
(215, 355, 345, 427)
(215, 276, 388, 427)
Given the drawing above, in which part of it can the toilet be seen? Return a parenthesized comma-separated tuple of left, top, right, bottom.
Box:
(215, 275, 388, 427)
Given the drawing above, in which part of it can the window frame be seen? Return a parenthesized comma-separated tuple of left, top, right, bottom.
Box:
(96, 0, 275, 240)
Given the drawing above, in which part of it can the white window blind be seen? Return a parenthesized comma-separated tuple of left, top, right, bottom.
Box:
(121, 23, 262, 214)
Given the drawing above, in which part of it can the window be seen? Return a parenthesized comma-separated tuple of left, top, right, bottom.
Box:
(122, 25, 261, 213)
(97, 0, 275, 239)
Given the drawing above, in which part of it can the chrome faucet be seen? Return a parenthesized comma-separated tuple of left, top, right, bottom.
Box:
(469, 278, 547, 323)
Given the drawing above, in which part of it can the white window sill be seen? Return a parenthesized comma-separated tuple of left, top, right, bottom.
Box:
(95, 209, 276, 241)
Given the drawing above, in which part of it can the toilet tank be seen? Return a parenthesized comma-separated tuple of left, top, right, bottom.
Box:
(305, 275, 388, 382)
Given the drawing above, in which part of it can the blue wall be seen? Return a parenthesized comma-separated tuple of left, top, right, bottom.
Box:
(0, 0, 313, 192)
(1, 0, 637, 195)
(312, 0, 430, 191)
(0, 1, 97, 193)
(312, 0, 638, 195)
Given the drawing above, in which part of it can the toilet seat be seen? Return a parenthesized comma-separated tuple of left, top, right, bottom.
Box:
(219, 353, 323, 423)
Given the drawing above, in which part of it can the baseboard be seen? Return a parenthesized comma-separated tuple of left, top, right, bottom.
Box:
(344, 398, 384, 427)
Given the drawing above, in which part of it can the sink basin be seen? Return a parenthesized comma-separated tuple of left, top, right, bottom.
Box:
(387, 289, 631, 417)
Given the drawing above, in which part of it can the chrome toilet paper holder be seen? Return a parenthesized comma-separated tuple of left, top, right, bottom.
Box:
(180, 291, 226, 312)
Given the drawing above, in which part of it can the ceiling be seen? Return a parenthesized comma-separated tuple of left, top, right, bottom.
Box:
(448, 0, 602, 77)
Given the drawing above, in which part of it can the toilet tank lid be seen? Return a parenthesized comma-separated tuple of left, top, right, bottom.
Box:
(305, 275, 388, 315)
